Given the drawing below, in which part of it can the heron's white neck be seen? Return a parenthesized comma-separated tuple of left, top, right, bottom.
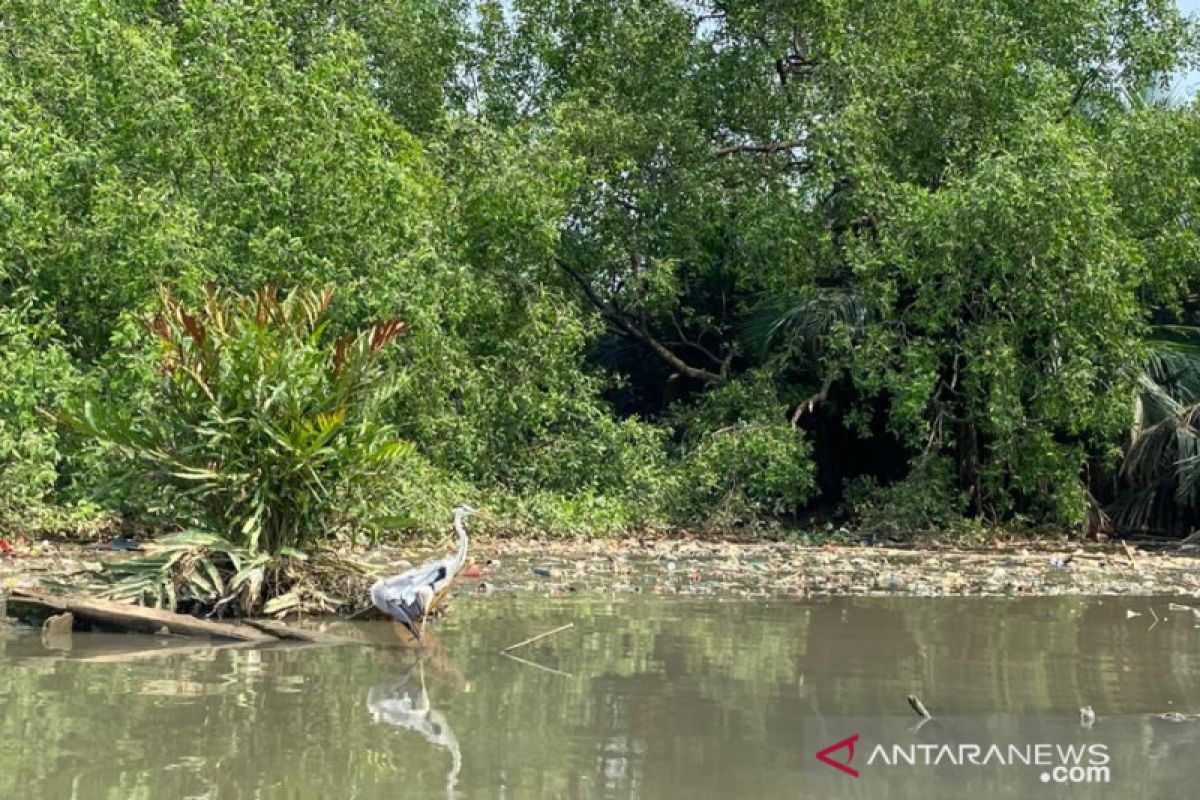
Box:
(452, 511, 470, 571)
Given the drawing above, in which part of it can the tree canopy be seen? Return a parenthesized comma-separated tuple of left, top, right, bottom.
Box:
(3, 0, 1199, 538)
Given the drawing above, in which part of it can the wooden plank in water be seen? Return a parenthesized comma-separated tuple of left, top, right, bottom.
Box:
(5, 589, 277, 642)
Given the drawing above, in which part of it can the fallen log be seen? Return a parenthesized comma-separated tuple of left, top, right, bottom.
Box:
(4, 589, 277, 642)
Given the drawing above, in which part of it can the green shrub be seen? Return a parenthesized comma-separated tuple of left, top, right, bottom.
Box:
(670, 375, 816, 523)
(843, 457, 966, 536)
(63, 286, 411, 554)
(0, 305, 79, 518)
(675, 421, 815, 523)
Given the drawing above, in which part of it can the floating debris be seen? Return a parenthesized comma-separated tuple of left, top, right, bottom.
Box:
(457, 537, 1200, 599)
(6, 535, 1200, 602)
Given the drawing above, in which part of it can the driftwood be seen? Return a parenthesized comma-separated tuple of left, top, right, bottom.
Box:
(1121, 539, 1139, 569)
(5, 589, 276, 642)
(4, 589, 424, 648)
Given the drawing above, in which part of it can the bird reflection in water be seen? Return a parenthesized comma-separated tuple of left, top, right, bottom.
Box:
(368, 658, 462, 799)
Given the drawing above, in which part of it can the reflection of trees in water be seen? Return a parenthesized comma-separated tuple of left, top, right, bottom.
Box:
(0, 638, 463, 799)
(368, 660, 462, 800)
(800, 597, 1200, 716)
(9, 599, 1200, 797)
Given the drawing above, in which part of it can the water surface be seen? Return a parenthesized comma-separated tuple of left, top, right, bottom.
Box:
(2, 596, 1200, 798)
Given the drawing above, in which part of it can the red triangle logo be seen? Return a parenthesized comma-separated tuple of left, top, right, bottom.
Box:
(815, 733, 860, 777)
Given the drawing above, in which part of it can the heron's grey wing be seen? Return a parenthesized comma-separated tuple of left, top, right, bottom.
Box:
(375, 569, 420, 593)
(424, 559, 455, 592)
(413, 561, 449, 587)
(374, 565, 437, 607)
(382, 562, 443, 591)
(385, 595, 425, 639)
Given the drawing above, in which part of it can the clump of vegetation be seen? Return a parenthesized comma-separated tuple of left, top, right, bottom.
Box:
(90, 529, 369, 616)
(671, 375, 816, 524)
(60, 286, 412, 611)
(65, 286, 409, 553)
(0, 305, 83, 527)
(843, 459, 965, 538)
(1114, 328, 1200, 534)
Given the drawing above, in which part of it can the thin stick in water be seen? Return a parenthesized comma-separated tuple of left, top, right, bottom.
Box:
(502, 623, 574, 653)
(907, 695, 932, 719)
(499, 650, 574, 678)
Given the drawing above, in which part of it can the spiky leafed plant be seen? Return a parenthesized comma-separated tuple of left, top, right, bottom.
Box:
(63, 286, 412, 609)
(741, 288, 874, 361)
(738, 287, 876, 426)
(1114, 326, 1200, 533)
(92, 531, 270, 613)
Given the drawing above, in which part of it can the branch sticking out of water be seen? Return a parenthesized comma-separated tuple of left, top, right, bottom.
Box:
(499, 651, 574, 677)
(907, 695, 932, 719)
(501, 623, 574, 653)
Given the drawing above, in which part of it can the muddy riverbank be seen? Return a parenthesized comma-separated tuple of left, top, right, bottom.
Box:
(3, 534, 1199, 601)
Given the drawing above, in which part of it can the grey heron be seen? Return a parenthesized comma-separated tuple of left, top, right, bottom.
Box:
(369, 504, 477, 641)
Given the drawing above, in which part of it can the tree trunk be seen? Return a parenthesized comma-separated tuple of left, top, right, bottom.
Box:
(956, 420, 982, 516)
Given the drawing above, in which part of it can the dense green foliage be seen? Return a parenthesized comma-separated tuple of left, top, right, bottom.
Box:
(0, 305, 80, 516)
(2, 0, 1199, 539)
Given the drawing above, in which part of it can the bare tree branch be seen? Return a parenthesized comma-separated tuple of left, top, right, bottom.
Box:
(791, 375, 834, 426)
(1060, 67, 1100, 120)
(669, 313, 726, 368)
(692, 11, 727, 27)
(558, 259, 726, 384)
(715, 138, 808, 157)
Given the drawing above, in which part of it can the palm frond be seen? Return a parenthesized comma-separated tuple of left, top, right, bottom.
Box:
(741, 288, 873, 359)
(1144, 332, 1200, 409)
(1115, 326, 1200, 533)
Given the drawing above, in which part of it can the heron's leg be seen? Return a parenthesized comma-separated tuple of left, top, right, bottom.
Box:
(417, 660, 430, 711)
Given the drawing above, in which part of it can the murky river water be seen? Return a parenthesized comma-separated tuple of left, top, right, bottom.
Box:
(3, 596, 1200, 798)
